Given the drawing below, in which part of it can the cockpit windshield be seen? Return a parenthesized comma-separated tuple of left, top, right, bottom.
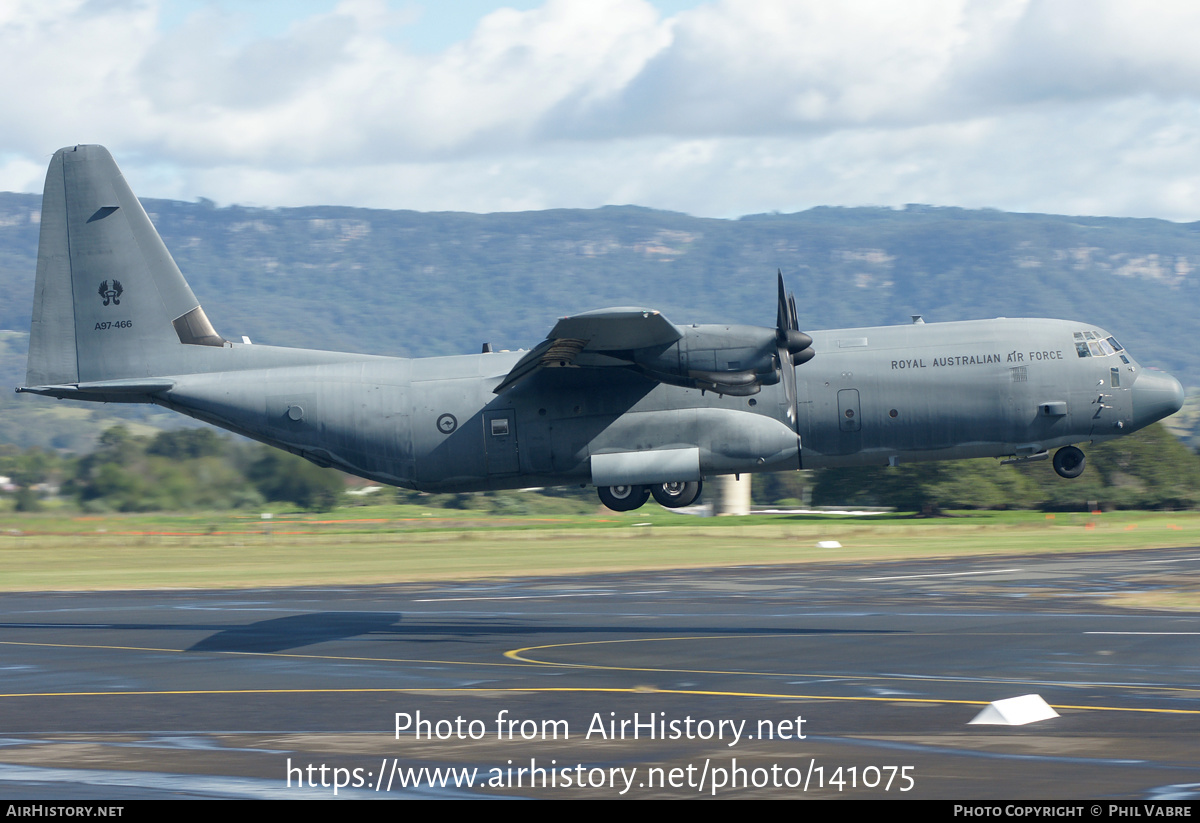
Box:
(1074, 331, 1129, 364)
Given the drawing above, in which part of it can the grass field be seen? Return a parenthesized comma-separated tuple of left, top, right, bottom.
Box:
(1, 505, 1198, 594)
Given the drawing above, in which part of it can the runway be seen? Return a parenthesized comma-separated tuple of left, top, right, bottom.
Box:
(1, 547, 1198, 799)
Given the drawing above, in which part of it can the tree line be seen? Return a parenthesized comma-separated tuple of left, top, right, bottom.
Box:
(1, 426, 343, 513)
(756, 423, 1200, 514)
(3, 422, 1197, 515)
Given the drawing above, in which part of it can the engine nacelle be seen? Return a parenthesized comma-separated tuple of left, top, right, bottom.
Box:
(632, 324, 783, 395)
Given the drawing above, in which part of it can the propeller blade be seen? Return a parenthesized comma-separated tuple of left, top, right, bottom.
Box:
(777, 270, 802, 333)
(776, 270, 789, 339)
(773, 271, 811, 432)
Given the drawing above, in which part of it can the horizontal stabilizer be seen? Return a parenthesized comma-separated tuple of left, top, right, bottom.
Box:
(18, 377, 176, 400)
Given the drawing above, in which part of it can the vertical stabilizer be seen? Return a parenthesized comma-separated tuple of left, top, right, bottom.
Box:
(25, 145, 224, 388)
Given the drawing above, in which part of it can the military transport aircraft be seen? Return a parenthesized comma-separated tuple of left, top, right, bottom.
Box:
(17, 146, 1185, 511)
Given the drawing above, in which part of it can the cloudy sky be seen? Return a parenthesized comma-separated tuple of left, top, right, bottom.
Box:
(2, 0, 1199, 219)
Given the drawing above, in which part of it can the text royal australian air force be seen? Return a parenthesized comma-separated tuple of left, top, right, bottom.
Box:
(890, 350, 1064, 370)
(809, 321, 1071, 373)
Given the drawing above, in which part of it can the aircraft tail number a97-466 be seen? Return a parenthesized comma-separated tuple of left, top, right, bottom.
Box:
(17, 146, 1185, 511)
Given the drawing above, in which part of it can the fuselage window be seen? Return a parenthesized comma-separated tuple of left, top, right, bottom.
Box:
(1110, 368, 1120, 387)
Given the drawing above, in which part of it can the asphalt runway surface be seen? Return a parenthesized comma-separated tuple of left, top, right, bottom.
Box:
(1, 546, 1199, 799)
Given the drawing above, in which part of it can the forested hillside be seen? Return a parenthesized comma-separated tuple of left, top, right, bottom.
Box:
(1, 191, 1198, 450)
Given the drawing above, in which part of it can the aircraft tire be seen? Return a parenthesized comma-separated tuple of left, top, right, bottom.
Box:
(598, 484, 650, 512)
(651, 480, 703, 508)
(1053, 445, 1086, 479)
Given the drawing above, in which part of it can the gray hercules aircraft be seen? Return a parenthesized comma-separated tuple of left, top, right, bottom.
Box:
(17, 146, 1186, 510)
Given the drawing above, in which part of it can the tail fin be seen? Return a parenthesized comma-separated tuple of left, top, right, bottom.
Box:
(25, 145, 224, 389)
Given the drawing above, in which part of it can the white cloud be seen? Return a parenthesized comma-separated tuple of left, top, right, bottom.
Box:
(0, 154, 45, 196)
(2, 0, 1200, 219)
(590, 0, 976, 134)
(970, 0, 1200, 102)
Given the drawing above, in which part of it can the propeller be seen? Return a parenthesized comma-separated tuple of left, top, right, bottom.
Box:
(776, 271, 814, 364)
(775, 270, 813, 429)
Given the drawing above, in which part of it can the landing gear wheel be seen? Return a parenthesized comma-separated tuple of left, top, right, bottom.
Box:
(651, 480, 703, 508)
(1053, 445, 1086, 479)
(598, 484, 650, 512)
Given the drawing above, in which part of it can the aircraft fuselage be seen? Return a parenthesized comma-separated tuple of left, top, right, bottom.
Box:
(138, 315, 1175, 493)
(18, 145, 1185, 506)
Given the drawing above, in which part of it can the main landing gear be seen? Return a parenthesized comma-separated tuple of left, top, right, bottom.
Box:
(1052, 445, 1086, 479)
(598, 481, 704, 511)
(597, 484, 650, 512)
(652, 481, 703, 508)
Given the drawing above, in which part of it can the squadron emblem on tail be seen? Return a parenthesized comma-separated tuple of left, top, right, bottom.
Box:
(97, 279, 123, 306)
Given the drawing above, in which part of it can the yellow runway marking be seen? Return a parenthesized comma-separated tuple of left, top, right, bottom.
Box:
(505, 634, 1200, 697)
(0, 639, 527, 669)
(0, 685, 1196, 715)
(8, 635, 1200, 697)
(6, 636, 1199, 715)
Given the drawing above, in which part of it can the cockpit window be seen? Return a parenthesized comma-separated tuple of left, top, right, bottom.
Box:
(1075, 330, 1128, 360)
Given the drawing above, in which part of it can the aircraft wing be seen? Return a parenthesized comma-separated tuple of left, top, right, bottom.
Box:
(547, 307, 682, 350)
(494, 287, 814, 397)
(494, 308, 682, 394)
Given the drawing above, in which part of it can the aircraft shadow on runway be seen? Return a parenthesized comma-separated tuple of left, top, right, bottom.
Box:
(184, 614, 899, 654)
(0, 616, 903, 655)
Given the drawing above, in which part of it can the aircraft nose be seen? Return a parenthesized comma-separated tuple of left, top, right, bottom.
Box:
(1131, 370, 1185, 430)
